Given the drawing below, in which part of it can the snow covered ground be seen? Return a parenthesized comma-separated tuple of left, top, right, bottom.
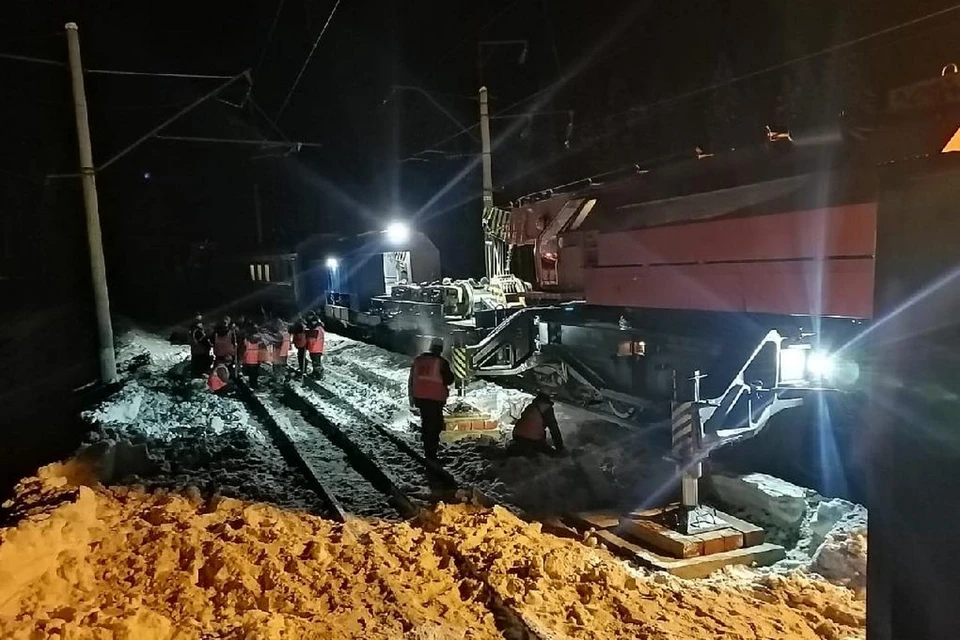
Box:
(81, 326, 867, 591)
(81, 328, 322, 512)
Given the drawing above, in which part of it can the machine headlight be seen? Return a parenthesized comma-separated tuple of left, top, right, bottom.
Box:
(806, 350, 836, 379)
(325, 257, 339, 269)
(779, 346, 810, 384)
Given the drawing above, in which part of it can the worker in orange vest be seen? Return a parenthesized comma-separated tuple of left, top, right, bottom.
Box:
(510, 393, 565, 457)
(240, 320, 263, 389)
(408, 339, 454, 461)
(291, 315, 308, 378)
(304, 311, 326, 380)
(207, 360, 232, 395)
(265, 316, 292, 387)
(211, 316, 237, 378)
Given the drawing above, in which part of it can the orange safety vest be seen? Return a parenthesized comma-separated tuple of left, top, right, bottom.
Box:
(242, 338, 261, 365)
(213, 331, 236, 358)
(293, 329, 306, 349)
(410, 354, 449, 403)
(306, 327, 325, 354)
(259, 342, 275, 364)
(278, 332, 291, 358)
(513, 404, 547, 442)
(208, 364, 229, 392)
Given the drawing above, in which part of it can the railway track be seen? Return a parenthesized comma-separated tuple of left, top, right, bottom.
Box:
(235, 375, 548, 639)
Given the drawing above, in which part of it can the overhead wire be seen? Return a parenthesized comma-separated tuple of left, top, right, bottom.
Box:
(427, 0, 525, 74)
(0, 52, 236, 79)
(575, 1, 960, 134)
(274, 0, 342, 120)
(405, 0, 960, 162)
(252, 0, 288, 83)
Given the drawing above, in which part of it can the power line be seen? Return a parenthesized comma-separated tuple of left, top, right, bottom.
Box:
(583, 1, 960, 133)
(275, 0, 342, 120)
(86, 68, 234, 80)
(253, 0, 288, 82)
(428, 0, 525, 76)
(406, 1, 960, 162)
(0, 51, 235, 79)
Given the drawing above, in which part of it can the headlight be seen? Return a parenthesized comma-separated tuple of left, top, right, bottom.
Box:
(779, 346, 809, 384)
(806, 350, 836, 379)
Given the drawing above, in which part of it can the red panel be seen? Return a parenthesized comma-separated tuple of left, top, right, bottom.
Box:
(584, 258, 875, 318)
(596, 204, 876, 267)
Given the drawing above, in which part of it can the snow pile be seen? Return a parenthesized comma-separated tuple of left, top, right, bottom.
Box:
(114, 324, 187, 374)
(82, 376, 320, 512)
(442, 418, 674, 516)
(0, 464, 866, 639)
(711, 473, 868, 591)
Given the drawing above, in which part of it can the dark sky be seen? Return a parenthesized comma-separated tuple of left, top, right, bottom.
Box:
(2, 0, 960, 294)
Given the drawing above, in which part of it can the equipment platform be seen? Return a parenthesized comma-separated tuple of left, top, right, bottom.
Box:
(565, 506, 785, 579)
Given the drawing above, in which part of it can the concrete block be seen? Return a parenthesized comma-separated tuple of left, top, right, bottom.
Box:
(711, 473, 809, 534)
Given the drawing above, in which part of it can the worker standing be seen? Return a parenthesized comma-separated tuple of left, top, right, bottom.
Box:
(268, 316, 291, 387)
(408, 339, 454, 461)
(187, 314, 211, 378)
(291, 315, 308, 378)
(304, 311, 326, 380)
(510, 393, 565, 457)
(211, 316, 237, 374)
(240, 320, 263, 389)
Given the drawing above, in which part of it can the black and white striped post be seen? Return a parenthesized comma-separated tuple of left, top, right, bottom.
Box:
(671, 370, 707, 527)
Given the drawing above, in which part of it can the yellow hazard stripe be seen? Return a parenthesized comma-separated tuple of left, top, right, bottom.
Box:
(452, 347, 470, 380)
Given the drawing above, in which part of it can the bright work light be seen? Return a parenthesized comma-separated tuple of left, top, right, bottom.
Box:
(385, 221, 410, 244)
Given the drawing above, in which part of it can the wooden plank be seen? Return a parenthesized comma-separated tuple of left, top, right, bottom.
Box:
(594, 530, 785, 579)
(619, 516, 702, 559)
(565, 511, 622, 530)
(695, 529, 743, 556)
(714, 511, 765, 547)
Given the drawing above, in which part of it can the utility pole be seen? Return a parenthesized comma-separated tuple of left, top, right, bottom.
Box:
(479, 86, 496, 279)
(65, 22, 117, 384)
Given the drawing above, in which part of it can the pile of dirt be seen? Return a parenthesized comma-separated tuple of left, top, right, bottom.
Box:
(0, 463, 865, 639)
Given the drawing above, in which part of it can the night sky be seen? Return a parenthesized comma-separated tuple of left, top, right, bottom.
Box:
(2, 0, 959, 309)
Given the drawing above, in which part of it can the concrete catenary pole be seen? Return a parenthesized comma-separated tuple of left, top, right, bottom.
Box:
(65, 22, 117, 383)
(479, 86, 496, 278)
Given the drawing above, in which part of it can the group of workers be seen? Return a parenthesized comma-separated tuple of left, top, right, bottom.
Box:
(192, 312, 565, 463)
(188, 310, 327, 393)
(408, 339, 565, 462)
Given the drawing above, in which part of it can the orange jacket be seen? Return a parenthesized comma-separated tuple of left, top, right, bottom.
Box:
(278, 332, 291, 358)
(409, 354, 451, 403)
(208, 364, 229, 392)
(305, 327, 325, 354)
(242, 338, 261, 365)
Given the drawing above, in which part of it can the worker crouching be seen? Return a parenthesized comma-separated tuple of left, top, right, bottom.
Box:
(510, 393, 565, 457)
(409, 340, 454, 461)
(207, 359, 234, 395)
